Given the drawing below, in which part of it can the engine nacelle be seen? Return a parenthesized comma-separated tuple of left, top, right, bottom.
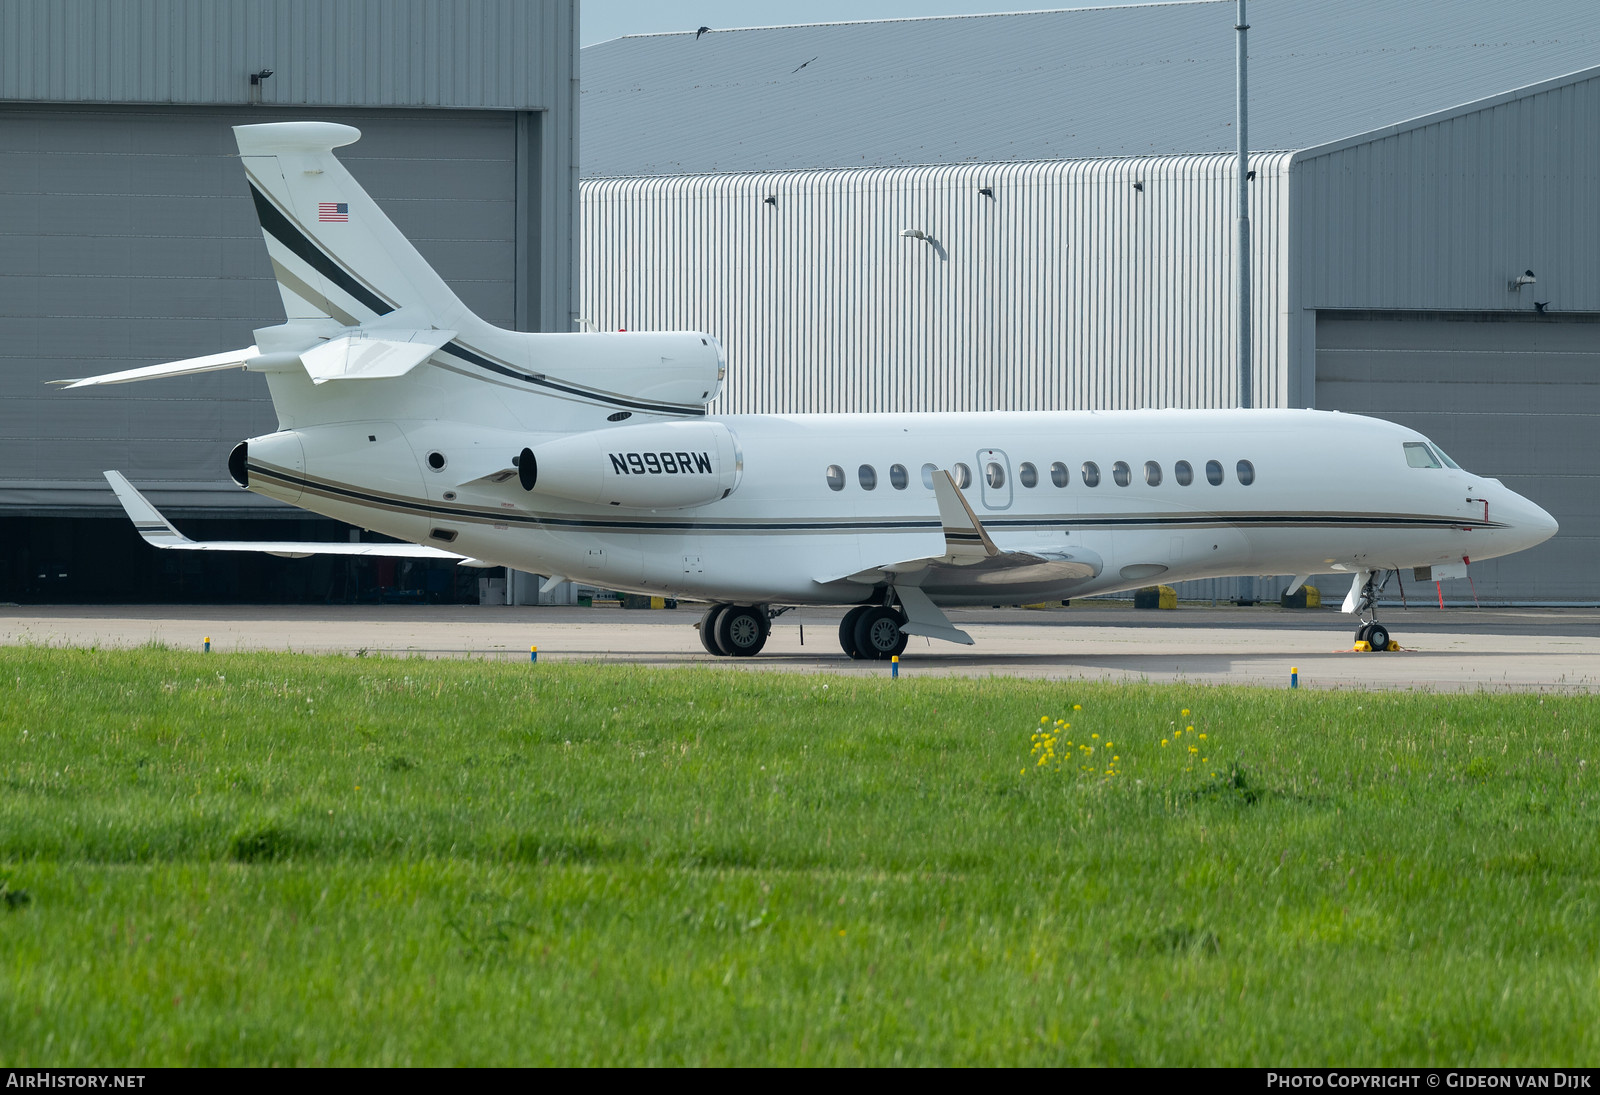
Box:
(518, 421, 741, 509)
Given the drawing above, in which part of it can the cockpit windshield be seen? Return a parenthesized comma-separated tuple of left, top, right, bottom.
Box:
(1403, 442, 1442, 468)
(1431, 445, 1462, 470)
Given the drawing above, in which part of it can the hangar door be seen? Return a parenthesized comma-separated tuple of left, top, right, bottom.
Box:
(0, 106, 520, 516)
(1316, 312, 1600, 603)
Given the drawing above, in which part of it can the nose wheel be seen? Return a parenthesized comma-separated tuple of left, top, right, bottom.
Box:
(1352, 570, 1396, 651)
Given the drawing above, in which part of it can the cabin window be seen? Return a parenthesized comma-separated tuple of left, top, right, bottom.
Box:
(1112, 461, 1131, 487)
(1236, 459, 1255, 485)
(1404, 442, 1442, 469)
(985, 462, 1006, 489)
(1018, 462, 1038, 488)
(1206, 459, 1224, 485)
(1081, 461, 1101, 487)
(1175, 460, 1193, 486)
(953, 463, 972, 489)
(826, 465, 846, 491)
(859, 464, 878, 490)
(1144, 460, 1162, 486)
(1050, 461, 1070, 487)
(890, 463, 909, 489)
(921, 463, 938, 489)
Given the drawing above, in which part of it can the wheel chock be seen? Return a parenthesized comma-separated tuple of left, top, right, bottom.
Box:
(1353, 640, 1372, 652)
(1387, 640, 1400, 652)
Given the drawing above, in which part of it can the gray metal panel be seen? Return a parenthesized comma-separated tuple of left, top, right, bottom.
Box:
(1295, 72, 1600, 313)
(582, 153, 1292, 415)
(580, 0, 1600, 177)
(1315, 313, 1600, 602)
(1, 106, 518, 513)
(1, 0, 572, 111)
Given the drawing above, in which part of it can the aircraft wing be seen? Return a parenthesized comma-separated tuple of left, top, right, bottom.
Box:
(817, 470, 1103, 588)
(104, 471, 479, 562)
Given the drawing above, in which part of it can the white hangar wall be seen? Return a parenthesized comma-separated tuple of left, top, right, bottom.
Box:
(582, 153, 1294, 416)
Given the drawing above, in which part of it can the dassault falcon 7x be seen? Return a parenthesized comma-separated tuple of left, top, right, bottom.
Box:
(59, 122, 1558, 659)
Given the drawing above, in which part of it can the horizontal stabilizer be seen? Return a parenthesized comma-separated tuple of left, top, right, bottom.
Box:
(300, 329, 455, 384)
(53, 347, 260, 389)
(104, 472, 466, 561)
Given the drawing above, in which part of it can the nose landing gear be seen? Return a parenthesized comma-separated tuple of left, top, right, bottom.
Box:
(1351, 569, 1396, 651)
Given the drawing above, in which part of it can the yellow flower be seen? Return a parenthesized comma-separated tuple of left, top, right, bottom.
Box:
(1040, 716, 1049, 725)
(1187, 725, 1194, 732)
(1182, 709, 1190, 716)
(1092, 733, 1099, 739)
(1073, 704, 1082, 710)
(1161, 739, 1169, 746)
(1199, 733, 1207, 740)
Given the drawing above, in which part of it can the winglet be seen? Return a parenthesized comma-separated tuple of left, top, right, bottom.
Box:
(930, 471, 999, 561)
(104, 471, 195, 548)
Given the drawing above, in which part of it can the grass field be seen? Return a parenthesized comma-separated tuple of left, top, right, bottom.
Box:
(1, 646, 1597, 1066)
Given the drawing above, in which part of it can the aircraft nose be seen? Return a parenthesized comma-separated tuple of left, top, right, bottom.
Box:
(1507, 493, 1559, 550)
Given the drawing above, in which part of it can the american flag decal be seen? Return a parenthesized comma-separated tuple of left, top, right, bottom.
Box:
(318, 202, 349, 222)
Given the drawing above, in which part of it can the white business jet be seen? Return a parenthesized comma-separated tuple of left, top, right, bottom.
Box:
(59, 122, 1558, 659)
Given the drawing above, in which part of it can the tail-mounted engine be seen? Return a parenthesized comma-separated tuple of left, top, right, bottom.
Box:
(517, 421, 741, 509)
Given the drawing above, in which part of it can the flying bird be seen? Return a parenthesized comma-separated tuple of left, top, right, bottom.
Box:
(792, 56, 817, 73)
(696, 26, 710, 40)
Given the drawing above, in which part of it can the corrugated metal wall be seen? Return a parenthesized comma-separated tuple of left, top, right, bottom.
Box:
(1293, 70, 1600, 314)
(583, 153, 1292, 415)
(0, 0, 570, 110)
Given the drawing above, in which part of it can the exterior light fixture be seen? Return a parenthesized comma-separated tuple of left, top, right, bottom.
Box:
(900, 229, 927, 240)
(1510, 270, 1537, 291)
(978, 186, 994, 198)
(250, 68, 275, 84)
(1132, 181, 1144, 192)
(763, 195, 777, 207)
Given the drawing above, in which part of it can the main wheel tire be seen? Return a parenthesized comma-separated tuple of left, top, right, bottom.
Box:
(699, 605, 729, 656)
(1366, 623, 1391, 652)
(853, 605, 909, 660)
(839, 605, 872, 659)
(716, 605, 769, 657)
(1355, 623, 1374, 646)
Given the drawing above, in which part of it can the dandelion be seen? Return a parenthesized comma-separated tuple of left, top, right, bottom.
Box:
(1040, 716, 1049, 724)
(1187, 725, 1194, 733)
(1073, 704, 1082, 711)
(1161, 739, 1169, 746)
(1182, 709, 1190, 716)
(1199, 733, 1207, 741)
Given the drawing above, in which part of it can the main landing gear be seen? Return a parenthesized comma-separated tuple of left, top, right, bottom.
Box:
(695, 601, 913, 660)
(1351, 569, 1395, 652)
(697, 603, 772, 657)
(838, 604, 909, 661)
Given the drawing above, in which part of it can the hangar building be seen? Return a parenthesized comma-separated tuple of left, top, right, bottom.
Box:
(580, 0, 1600, 603)
(1, 0, 577, 603)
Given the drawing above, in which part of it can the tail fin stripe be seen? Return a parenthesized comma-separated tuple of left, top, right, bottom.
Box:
(248, 182, 394, 317)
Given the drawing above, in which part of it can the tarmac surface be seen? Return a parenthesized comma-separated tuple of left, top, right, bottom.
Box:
(3, 601, 1599, 692)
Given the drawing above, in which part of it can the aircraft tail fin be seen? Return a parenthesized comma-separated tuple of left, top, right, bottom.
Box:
(234, 122, 480, 333)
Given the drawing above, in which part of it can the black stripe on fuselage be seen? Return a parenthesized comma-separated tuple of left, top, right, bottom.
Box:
(247, 462, 1510, 537)
(247, 183, 394, 318)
